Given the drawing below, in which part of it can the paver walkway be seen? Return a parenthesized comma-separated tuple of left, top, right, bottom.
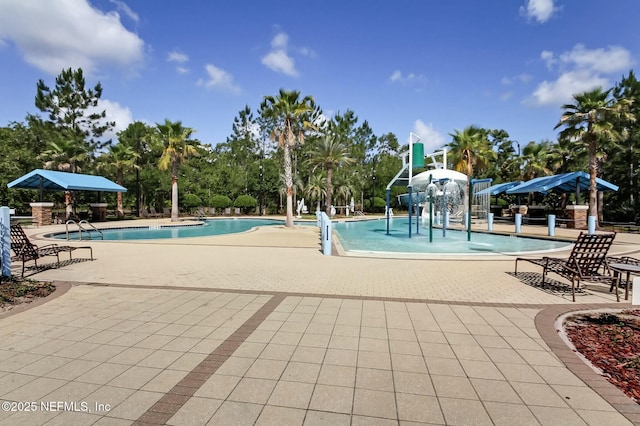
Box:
(0, 219, 638, 425)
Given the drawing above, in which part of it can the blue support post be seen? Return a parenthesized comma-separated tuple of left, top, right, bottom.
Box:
(588, 216, 596, 234)
(548, 214, 556, 237)
(488, 212, 494, 231)
(467, 180, 473, 242)
(429, 194, 433, 243)
(515, 213, 522, 234)
(415, 190, 420, 235)
(1, 206, 10, 277)
(408, 185, 413, 238)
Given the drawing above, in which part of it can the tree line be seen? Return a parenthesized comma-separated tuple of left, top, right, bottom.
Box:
(1, 67, 639, 224)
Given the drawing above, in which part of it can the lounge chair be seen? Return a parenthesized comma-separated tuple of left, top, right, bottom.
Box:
(10, 223, 93, 277)
(194, 208, 207, 220)
(149, 207, 163, 218)
(514, 231, 617, 302)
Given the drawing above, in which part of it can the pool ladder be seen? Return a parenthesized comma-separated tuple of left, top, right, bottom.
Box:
(65, 219, 104, 241)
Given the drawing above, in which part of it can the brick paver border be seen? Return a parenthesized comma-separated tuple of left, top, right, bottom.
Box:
(133, 293, 286, 425)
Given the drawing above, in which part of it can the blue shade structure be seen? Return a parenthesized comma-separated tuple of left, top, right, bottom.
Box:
(505, 171, 617, 195)
(8, 169, 127, 192)
(475, 181, 522, 196)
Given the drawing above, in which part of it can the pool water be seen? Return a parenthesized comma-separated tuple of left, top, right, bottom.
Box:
(54, 217, 571, 255)
(332, 218, 571, 254)
(58, 218, 287, 241)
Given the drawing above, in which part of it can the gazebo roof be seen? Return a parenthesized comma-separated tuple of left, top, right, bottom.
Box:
(506, 171, 617, 195)
(7, 169, 127, 192)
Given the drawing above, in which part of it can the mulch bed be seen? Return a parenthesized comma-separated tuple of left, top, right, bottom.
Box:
(0, 278, 55, 313)
(564, 309, 640, 404)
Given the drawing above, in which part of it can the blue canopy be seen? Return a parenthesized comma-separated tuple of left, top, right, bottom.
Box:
(506, 171, 618, 195)
(7, 169, 127, 192)
(475, 181, 522, 196)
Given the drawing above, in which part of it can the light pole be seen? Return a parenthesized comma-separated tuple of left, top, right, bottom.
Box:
(371, 175, 376, 213)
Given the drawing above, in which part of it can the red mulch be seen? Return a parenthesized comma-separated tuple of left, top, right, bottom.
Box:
(564, 309, 640, 403)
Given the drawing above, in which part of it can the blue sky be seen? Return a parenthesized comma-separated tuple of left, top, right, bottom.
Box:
(0, 0, 638, 153)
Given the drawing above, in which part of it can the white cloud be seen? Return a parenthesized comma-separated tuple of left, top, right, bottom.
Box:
(531, 44, 634, 106)
(558, 44, 633, 74)
(271, 32, 288, 49)
(196, 64, 240, 93)
(167, 50, 189, 74)
(261, 31, 303, 77)
(86, 99, 133, 142)
(262, 50, 297, 76)
(520, 0, 558, 24)
(108, 0, 138, 22)
(412, 120, 446, 153)
(389, 70, 426, 90)
(167, 50, 189, 63)
(0, 0, 145, 76)
(532, 70, 609, 105)
(501, 74, 532, 85)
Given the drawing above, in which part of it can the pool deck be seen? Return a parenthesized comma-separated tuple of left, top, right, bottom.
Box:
(1, 217, 639, 425)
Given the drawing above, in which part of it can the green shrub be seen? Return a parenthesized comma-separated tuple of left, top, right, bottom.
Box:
(210, 195, 232, 209)
(182, 193, 202, 209)
(234, 195, 257, 209)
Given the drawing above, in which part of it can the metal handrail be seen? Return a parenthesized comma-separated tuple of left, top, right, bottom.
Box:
(65, 219, 104, 240)
(79, 220, 104, 240)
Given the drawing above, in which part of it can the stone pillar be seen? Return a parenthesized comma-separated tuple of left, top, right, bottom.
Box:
(30, 202, 54, 226)
(566, 205, 588, 229)
(89, 203, 108, 222)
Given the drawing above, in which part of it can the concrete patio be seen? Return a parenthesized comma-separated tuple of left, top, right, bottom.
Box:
(0, 219, 639, 425)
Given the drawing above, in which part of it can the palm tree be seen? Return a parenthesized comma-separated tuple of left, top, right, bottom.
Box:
(306, 135, 355, 215)
(260, 89, 317, 227)
(447, 126, 495, 177)
(157, 119, 199, 222)
(520, 141, 552, 181)
(101, 143, 139, 219)
(305, 173, 326, 212)
(555, 88, 634, 224)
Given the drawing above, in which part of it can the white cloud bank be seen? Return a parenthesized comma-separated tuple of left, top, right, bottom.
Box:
(520, 0, 559, 24)
(0, 0, 145, 75)
(531, 44, 634, 106)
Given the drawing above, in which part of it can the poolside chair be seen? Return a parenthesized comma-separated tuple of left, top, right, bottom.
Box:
(514, 231, 617, 302)
(149, 207, 163, 218)
(9, 223, 93, 277)
(195, 207, 207, 219)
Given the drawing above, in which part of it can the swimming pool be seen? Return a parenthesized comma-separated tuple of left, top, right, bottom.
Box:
(332, 218, 571, 255)
(55, 218, 288, 241)
(52, 217, 571, 254)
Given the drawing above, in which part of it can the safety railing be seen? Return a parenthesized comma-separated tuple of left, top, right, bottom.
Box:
(66, 219, 104, 241)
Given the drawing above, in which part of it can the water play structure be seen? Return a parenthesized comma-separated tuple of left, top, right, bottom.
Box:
(385, 133, 492, 241)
